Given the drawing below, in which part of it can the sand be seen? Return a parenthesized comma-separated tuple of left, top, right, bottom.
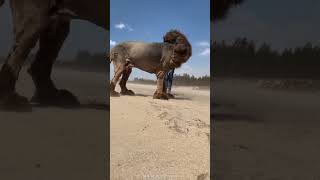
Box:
(4, 69, 320, 180)
(4, 68, 320, 179)
(111, 83, 210, 180)
(0, 67, 108, 180)
(0, 67, 210, 180)
(213, 78, 320, 180)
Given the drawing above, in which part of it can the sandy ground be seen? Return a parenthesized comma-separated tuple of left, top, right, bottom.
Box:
(213, 78, 320, 180)
(0, 67, 108, 180)
(111, 83, 210, 180)
(4, 68, 320, 179)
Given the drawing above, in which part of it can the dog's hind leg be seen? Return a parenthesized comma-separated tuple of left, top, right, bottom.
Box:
(0, 1, 50, 110)
(27, 17, 79, 107)
(120, 66, 135, 96)
(110, 63, 125, 97)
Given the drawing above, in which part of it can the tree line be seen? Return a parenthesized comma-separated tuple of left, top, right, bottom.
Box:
(213, 38, 320, 79)
(55, 50, 107, 72)
(0, 50, 107, 73)
(133, 73, 210, 87)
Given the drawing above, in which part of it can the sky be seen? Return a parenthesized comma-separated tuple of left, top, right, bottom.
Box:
(110, 0, 210, 80)
(2, 0, 317, 79)
(214, 0, 320, 52)
(0, 1, 107, 59)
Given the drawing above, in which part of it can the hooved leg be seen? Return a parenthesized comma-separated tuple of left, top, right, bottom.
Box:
(0, 3, 49, 110)
(0, 64, 30, 111)
(153, 71, 169, 100)
(28, 17, 79, 107)
(110, 64, 125, 97)
(120, 67, 135, 95)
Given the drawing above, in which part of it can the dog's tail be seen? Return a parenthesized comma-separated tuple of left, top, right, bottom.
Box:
(0, 0, 5, 7)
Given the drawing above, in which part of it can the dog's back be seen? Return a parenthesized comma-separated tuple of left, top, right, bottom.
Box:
(110, 41, 166, 73)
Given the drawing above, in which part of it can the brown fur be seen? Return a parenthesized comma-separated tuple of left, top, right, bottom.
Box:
(0, 0, 107, 110)
(109, 30, 192, 100)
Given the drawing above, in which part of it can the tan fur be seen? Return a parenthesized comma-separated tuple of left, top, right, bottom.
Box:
(109, 30, 192, 100)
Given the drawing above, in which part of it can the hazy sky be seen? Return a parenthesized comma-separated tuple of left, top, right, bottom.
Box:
(214, 0, 320, 51)
(3, 0, 316, 79)
(110, 0, 210, 79)
(0, 1, 107, 59)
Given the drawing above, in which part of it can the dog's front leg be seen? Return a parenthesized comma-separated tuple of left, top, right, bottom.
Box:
(153, 71, 168, 100)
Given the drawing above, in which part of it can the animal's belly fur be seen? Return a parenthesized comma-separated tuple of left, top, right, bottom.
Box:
(128, 56, 162, 74)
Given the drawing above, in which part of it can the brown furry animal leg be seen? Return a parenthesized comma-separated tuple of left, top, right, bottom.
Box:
(28, 18, 79, 107)
(0, 3, 49, 110)
(120, 67, 135, 95)
(153, 71, 169, 100)
(110, 64, 125, 97)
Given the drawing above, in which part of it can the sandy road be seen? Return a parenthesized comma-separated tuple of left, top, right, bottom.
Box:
(213, 78, 320, 180)
(111, 83, 210, 180)
(0, 67, 108, 180)
(0, 66, 210, 180)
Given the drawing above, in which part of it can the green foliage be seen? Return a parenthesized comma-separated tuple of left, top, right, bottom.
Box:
(214, 38, 320, 79)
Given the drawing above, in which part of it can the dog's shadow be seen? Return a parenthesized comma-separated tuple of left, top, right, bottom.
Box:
(80, 102, 109, 110)
(32, 101, 109, 111)
(132, 93, 192, 100)
(173, 96, 192, 101)
(133, 93, 149, 97)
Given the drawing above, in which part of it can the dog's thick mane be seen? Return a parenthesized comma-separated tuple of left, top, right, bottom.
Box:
(162, 30, 192, 70)
(163, 30, 187, 43)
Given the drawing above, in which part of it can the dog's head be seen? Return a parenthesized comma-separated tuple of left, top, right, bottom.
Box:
(163, 30, 192, 66)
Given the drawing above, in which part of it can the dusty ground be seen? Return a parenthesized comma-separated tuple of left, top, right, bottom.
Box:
(111, 83, 210, 180)
(0, 67, 108, 180)
(213, 78, 320, 180)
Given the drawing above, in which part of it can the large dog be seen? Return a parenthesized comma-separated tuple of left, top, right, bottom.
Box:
(109, 30, 192, 100)
(0, 0, 107, 110)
